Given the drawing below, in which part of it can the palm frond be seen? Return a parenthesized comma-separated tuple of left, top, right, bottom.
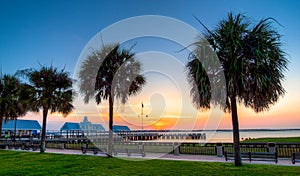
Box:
(188, 12, 288, 112)
(80, 43, 146, 105)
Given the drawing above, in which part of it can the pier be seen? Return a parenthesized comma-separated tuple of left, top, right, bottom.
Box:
(44, 130, 207, 142)
(116, 130, 206, 141)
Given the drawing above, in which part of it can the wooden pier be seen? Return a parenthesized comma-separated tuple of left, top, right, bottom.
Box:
(116, 130, 206, 141)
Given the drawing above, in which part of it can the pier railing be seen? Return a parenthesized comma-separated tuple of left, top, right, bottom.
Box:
(1, 138, 300, 158)
(42, 139, 300, 157)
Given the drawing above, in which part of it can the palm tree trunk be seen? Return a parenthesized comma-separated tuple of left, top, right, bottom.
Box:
(40, 107, 48, 153)
(231, 96, 242, 166)
(0, 116, 3, 139)
(108, 95, 113, 157)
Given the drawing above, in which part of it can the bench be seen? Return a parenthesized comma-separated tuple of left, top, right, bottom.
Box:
(81, 146, 109, 156)
(291, 152, 300, 164)
(0, 140, 40, 151)
(20, 143, 40, 151)
(128, 148, 146, 157)
(250, 152, 278, 163)
(113, 146, 146, 157)
(113, 148, 130, 156)
(225, 151, 278, 163)
(113, 144, 146, 157)
(7, 142, 22, 149)
(225, 152, 251, 161)
(0, 143, 6, 149)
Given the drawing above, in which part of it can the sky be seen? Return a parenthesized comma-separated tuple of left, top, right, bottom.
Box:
(0, 0, 300, 131)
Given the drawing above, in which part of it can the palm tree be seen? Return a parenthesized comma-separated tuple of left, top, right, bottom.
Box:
(187, 12, 288, 166)
(19, 66, 74, 153)
(79, 44, 146, 156)
(0, 74, 29, 138)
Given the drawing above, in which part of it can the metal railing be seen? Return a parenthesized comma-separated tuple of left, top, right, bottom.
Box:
(1, 138, 300, 158)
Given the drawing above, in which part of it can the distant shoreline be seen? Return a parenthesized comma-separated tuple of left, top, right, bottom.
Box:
(129, 129, 300, 132)
(215, 128, 300, 132)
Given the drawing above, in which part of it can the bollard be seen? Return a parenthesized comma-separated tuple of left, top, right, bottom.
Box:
(138, 143, 144, 151)
(216, 143, 223, 157)
(138, 143, 145, 156)
(61, 143, 65, 150)
(82, 143, 87, 149)
(267, 142, 276, 153)
(173, 142, 180, 155)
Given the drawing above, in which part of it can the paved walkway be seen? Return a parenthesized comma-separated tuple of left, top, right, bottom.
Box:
(5, 148, 299, 166)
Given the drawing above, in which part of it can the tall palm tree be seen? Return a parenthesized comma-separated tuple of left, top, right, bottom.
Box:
(79, 44, 146, 156)
(0, 74, 29, 138)
(19, 66, 74, 153)
(187, 12, 288, 166)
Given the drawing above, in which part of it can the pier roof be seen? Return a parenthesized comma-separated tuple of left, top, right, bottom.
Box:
(60, 117, 105, 131)
(113, 125, 130, 132)
(2, 119, 41, 130)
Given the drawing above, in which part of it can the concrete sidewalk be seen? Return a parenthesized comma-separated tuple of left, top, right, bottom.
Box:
(6, 148, 298, 166)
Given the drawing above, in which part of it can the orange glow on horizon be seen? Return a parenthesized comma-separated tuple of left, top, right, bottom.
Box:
(19, 89, 300, 131)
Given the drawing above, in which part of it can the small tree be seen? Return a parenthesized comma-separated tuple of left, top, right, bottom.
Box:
(0, 74, 29, 138)
(187, 13, 288, 166)
(19, 66, 74, 153)
(79, 44, 146, 156)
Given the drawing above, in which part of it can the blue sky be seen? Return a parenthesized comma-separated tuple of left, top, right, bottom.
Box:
(1, 0, 299, 130)
(1, 0, 299, 75)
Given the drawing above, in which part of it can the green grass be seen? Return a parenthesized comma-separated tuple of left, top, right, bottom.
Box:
(0, 150, 299, 176)
(243, 137, 300, 143)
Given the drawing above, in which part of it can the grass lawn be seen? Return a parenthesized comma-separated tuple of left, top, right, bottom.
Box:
(0, 150, 299, 176)
(243, 137, 300, 143)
